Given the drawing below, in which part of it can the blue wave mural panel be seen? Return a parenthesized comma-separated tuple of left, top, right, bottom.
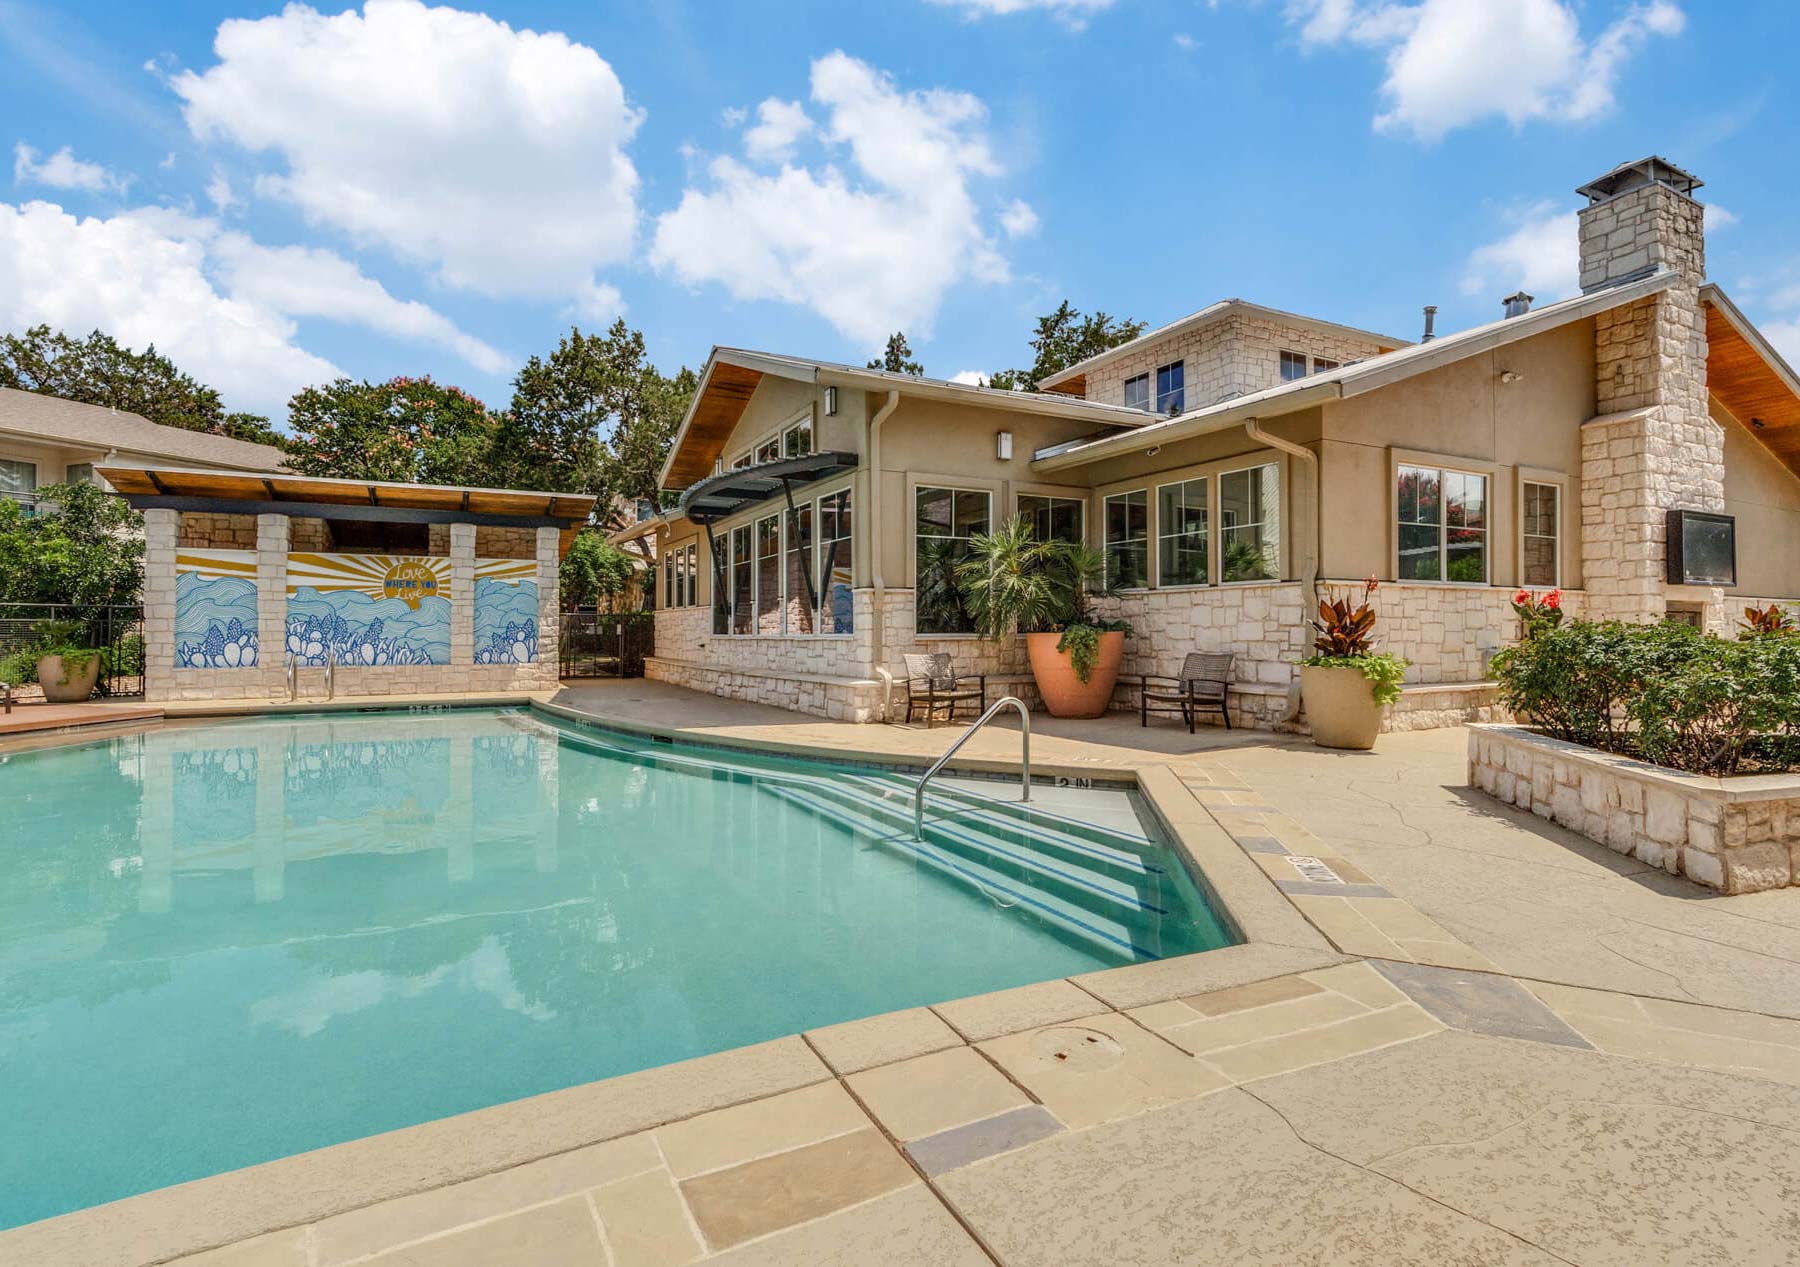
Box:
(473, 558, 539, 665)
(175, 551, 260, 670)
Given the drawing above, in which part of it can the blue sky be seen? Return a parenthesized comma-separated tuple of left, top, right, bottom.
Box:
(2, 0, 1796, 423)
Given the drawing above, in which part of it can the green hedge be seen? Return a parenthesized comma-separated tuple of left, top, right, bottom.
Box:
(1491, 620, 1800, 775)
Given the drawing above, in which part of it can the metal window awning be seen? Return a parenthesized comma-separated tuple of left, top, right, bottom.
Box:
(677, 451, 857, 526)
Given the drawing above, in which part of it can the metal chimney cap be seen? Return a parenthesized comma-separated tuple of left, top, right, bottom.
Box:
(1502, 291, 1534, 318)
(1575, 156, 1702, 206)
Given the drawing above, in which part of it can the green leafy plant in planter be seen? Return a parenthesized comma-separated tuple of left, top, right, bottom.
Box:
(0, 619, 109, 695)
(1303, 578, 1407, 705)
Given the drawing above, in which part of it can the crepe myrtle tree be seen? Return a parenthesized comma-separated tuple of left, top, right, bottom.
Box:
(283, 376, 502, 486)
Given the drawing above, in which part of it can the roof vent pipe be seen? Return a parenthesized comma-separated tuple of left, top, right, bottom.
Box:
(1503, 291, 1533, 319)
(1421, 306, 1437, 342)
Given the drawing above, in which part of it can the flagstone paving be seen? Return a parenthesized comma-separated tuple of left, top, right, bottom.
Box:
(12, 681, 1800, 1266)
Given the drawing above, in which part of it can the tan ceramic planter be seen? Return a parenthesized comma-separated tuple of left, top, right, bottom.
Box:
(1300, 663, 1383, 750)
(1027, 630, 1124, 719)
(37, 653, 101, 704)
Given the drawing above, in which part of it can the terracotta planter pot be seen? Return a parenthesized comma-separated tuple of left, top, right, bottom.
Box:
(37, 653, 101, 704)
(1027, 630, 1124, 719)
(1299, 663, 1384, 750)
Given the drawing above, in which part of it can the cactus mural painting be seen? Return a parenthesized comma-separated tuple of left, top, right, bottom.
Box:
(175, 552, 259, 669)
(474, 558, 540, 664)
(286, 554, 452, 666)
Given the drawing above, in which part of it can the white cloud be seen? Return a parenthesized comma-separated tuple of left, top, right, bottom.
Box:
(999, 199, 1039, 238)
(1173, 32, 1198, 51)
(1461, 201, 1578, 303)
(1288, 0, 1685, 142)
(172, 0, 641, 306)
(950, 370, 987, 385)
(205, 169, 238, 213)
(742, 99, 813, 163)
(0, 200, 339, 415)
(1705, 203, 1737, 232)
(652, 52, 1018, 345)
(926, 0, 1115, 25)
(13, 142, 125, 194)
(1765, 320, 1800, 370)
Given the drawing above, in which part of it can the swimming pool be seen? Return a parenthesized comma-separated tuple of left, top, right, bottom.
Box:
(0, 707, 1233, 1228)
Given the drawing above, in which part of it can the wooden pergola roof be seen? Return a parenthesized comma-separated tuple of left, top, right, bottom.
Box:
(663, 361, 764, 489)
(98, 465, 598, 552)
(1704, 290, 1800, 479)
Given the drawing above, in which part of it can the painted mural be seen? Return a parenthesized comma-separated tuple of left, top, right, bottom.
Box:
(285, 554, 452, 667)
(175, 551, 260, 669)
(473, 558, 540, 665)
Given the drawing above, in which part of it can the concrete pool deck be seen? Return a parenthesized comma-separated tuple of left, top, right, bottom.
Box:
(5, 679, 1799, 1266)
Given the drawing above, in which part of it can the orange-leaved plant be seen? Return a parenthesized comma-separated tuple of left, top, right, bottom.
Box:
(1741, 603, 1796, 639)
(1303, 577, 1407, 705)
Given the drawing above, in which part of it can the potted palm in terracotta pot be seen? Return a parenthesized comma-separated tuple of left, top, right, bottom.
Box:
(1299, 579, 1408, 750)
(958, 515, 1131, 718)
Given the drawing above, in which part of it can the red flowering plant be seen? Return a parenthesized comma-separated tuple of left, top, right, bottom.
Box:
(1511, 588, 1564, 640)
(1740, 602, 1796, 639)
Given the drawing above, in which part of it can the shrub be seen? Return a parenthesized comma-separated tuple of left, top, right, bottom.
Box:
(1491, 619, 1800, 775)
(1740, 602, 1796, 638)
(1511, 588, 1564, 639)
(1302, 578, 1410, 706)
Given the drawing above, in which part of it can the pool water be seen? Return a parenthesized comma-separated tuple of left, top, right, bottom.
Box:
(0, 707, 1232, 1228)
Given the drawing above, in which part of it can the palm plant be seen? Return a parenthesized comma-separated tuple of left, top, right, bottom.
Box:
(956, 516, 1127, 681)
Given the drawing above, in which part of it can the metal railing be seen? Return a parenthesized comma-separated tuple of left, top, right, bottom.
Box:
(559, 612, 654, 679)
(913, 696, 1030, 839)
(0, 602, 145, 699)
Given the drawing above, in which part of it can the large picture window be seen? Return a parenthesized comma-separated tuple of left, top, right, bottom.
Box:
(1397, 464, 1487, 583)
(818, 489, 854, 634)
(731, 525, 752, 633)
(0, 458, 34, 513)
(916, 486, 989, 634)
(1155, 360, 1185, 415)
(783, 503, 814, 635)
(1103, 490, 1148, 589)
(1220, 464, 1280, 582)
(782, 416, 813, 458)
(1156, 478, 1208, 587)
(755, 514, 781, 633)
(1522, 481, 1559, 587)
(1018, 493, 1083, 544)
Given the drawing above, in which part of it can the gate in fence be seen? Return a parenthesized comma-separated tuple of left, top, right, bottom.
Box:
(558, 612, 654, 679)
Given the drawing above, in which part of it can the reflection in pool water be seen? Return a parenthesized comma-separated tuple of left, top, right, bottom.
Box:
(0, 708, 1229, 1229)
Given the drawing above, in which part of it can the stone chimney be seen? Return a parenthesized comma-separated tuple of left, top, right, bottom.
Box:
(1574, 157, 1723, 627)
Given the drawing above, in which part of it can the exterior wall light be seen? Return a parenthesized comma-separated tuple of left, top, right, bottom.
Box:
(824, 386, 838, 416)
(997, 430, 1013, 461)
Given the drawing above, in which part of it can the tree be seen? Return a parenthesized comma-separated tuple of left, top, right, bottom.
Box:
(283, 376, 501, 485)
(0, 325, 285, 448)
(559, 531, 639, 610)
(0, 482, 144, 608)
(986, 302, 1146, 392)
(501, 320, 696, 512)
(867, 331, 924, 376)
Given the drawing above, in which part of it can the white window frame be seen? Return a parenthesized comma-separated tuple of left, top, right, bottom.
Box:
(1517, 472, 1565, 589)
(1217, 462, 1283, 585)
(0, 457, 37, 514)
(1154, 476, 1210, 590)
(715, 479, 855, 638)
(1278, 349, 1308, 382)
(1154, 360, 1185, 416)
(1122, 372, 1150, 412)
(913, 483, 993, 637)
(1016, 490, 1085, 545)
(1310, 355, 1340, 374)
(1102, 488, 1150, 591)
(1392, 457, 1493, 587)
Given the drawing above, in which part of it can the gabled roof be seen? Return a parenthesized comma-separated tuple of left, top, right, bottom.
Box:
(0, 387, 288, 472)
(1033, 271, 1675, 473)
(1702, 283, 1800, 479)
(1037, 299, 1411, 394)
(658, 347, 1152, 490)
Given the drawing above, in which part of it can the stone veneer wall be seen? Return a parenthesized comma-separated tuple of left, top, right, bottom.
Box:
(1083, 313, 1388, 410)
(1470, 725, 1798, 894)
(145, 509, 559, 702)
(1578, 178, 1723, 626)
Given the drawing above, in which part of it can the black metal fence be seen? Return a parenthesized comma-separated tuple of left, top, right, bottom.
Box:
(559, 612, 654, 679)
(0, 603, 146, 699)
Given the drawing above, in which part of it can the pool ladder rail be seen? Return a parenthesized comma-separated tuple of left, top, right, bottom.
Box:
(914, 695, 1030, 839)
(285, 649, 336, 702)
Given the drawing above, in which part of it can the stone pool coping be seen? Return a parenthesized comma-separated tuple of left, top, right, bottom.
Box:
(0, 694, 1335, 1265)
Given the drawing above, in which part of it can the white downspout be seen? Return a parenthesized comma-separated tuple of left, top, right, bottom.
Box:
(1244, 417, 1320, 723)
(866, 389, 902, 720)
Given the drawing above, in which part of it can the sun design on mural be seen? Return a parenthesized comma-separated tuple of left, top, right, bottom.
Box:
(285, 554, 452, 605)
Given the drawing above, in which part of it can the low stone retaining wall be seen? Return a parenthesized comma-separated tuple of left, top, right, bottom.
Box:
(1468, 725, 1799, 894)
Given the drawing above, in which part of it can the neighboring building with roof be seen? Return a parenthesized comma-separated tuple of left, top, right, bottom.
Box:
(0, 387, 287, 515)
(640, 156, 1800, 727)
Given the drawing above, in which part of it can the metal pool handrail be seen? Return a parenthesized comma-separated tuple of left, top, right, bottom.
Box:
(285, 654, 297, 702)
(324, 648, 335, 701)
(914, 695, 1029, 839)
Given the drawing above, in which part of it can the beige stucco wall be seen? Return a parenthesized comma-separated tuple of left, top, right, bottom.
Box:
(1316, 319, 1595, 588)
(1718, 399, 1800, 599)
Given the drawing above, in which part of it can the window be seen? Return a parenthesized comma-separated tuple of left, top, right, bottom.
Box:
(0, 458, 36, 514)
(1018, 493, 1083, 544)
(1521, 481, 1559, 587)
(1311, 356, 1340, 374)
(1156, 479, 1208, 587)
(731, 525, 753, 633)
(1123, 372, 1150, 412)
(1279, 350, 1307, 382)
(1155, 360, 1185, 415)
(783, 502, 814, 634)
(1103, 490, 1148, 589)
(686, 543, 698, 608)
(755, 514, 781, 633)
(663, 550, 675, 608)
(782, 416, 813, 458)
(754, 435, 781, 465)
(730, 452, 753, 470)
(1220, 464, 1280, 582)
(64, 462, 96, 486)
(818, 489, 854, 634)
(915, 486, 989, 634)
(712, 536, 730, 634)
(1397, 464, 1487, 583)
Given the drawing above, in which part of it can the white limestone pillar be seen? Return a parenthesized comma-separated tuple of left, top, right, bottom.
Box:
(450, 523, 476, 666)
(256, 514, 290, 699)
(141, 509, 179, 703)
(535, 526, 561, 686)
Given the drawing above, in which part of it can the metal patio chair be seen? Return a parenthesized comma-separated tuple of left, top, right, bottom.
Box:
(902, 652, 987, 727)
(1140, 651, 1235, 732)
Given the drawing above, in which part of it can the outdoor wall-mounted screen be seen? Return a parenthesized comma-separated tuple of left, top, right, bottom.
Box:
(1665, 510, 1736, 586)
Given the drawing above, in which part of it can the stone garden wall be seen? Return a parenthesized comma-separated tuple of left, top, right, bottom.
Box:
(1469, 725, 1798, 894)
